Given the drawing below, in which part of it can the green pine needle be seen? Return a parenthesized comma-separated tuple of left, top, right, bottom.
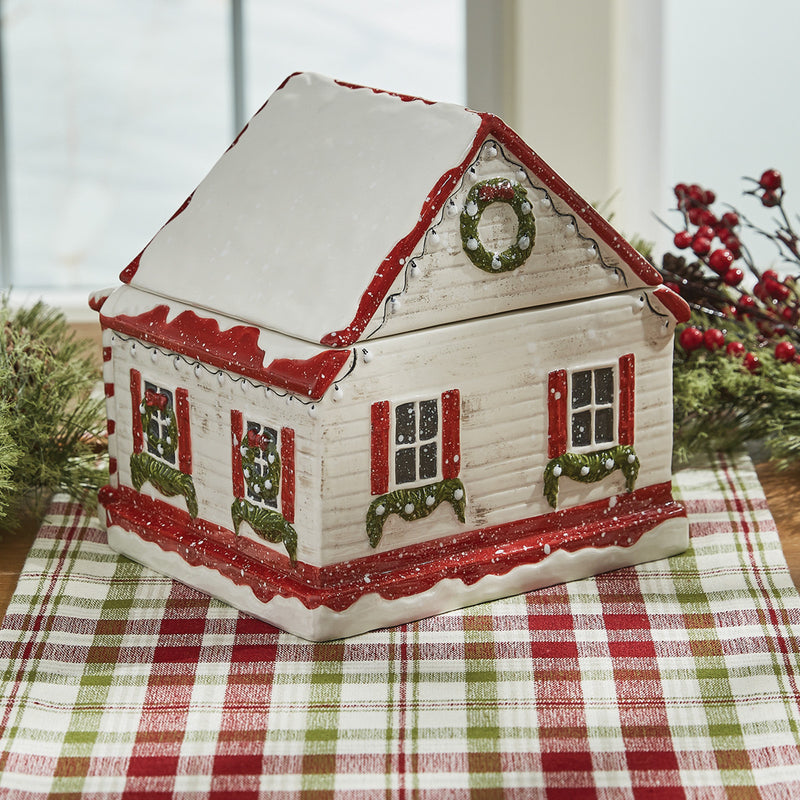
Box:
(0, 296, 108, 530)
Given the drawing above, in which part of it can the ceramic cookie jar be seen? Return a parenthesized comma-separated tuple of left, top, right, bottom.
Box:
(91, 72, 690, 641)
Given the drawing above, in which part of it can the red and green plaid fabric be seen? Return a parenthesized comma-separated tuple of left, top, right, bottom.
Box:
(2, 452, 799, 798)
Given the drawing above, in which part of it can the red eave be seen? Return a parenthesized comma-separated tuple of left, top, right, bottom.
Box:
(100, 305, 350, 401)
(653, 286, 691, 323)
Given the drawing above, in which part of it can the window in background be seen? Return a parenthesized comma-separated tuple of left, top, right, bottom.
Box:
(1, 0, 465, 306)
(662, 0, 800, 272)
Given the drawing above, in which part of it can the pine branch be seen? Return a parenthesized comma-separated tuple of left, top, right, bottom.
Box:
(0, 297, 107, 532)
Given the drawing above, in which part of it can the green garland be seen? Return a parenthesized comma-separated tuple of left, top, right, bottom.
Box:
(130, 451, 198, 518)
(231, 498, 297, 563)
(543, 445, 639, 509)
(366, 478, 466, 548)
(460, 178, 535, 273)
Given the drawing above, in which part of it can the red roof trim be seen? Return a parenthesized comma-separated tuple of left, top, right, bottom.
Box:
(118, 74, 669, 347)
(120, 194, 194, 284)
(101, 305, 349, 401)
(487, 117, 663, 286)
(333, 78, 437, 106)
(320, 115, 494, 347)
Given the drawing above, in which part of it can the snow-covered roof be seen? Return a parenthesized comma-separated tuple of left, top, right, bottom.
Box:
(118, 72, 684, 350)
(122, 71, 484, 345)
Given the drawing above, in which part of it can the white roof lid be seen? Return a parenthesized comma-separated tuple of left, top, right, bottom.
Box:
(125, 72, 483, 345)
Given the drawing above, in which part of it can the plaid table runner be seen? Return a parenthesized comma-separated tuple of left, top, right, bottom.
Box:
(1, 452, 799, 799)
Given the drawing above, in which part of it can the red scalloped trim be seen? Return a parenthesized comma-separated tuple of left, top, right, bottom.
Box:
(102, 304, 349, 400)
(100, 482, 686, 614)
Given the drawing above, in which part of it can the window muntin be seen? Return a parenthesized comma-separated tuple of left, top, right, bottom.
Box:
(143, 382, 175, 465)
(569, 366, 616, 452)
(243, 420, 279, 509)
(393, 398, 441, 486)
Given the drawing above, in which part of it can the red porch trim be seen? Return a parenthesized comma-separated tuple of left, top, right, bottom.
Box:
(100, 481, 685, 615)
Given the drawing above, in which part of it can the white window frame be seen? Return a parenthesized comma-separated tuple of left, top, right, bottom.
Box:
(568, 364, 617, 454)
(391, 397, 443, 489)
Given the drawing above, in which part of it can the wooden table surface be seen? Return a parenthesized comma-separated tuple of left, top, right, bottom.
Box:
(1, 462, 798, 622)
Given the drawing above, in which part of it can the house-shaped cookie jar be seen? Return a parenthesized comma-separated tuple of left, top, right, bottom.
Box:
(91, 72, 690, 641)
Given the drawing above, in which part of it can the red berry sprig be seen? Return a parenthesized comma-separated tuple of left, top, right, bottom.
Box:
(676, 323, 800, 372)
(661, 171, 800, 347)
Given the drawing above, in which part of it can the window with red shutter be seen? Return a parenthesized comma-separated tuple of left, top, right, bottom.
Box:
(547, 369, 568, 458)
(230, 413, 295, 520)
(280, 427, 295, 523)
(618, 353, 635, 445)
(372, 392, 461, 491)
(130, 368, 143, 455)
(550, 357, 635, 455)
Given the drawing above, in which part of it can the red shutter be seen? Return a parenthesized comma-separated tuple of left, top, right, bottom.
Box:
(618, 353, 635, 445)
(441, 389, 461, 479)
(230, 410, 244, 500)
(175, 387, 192, 475)
(281, 427, 296, 523)
(370, 401, 390, 495)
(547, 369, 568, 458)
(130, 369, 143, 454)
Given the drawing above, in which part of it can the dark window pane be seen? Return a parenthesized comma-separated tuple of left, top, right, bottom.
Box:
(572, 371, 591, 409)
(419, 442, 438, 480)
(419, 399, 438, 441)
(395, 447, 416, 484)
(571, 410, 591, 447)
(147, 417, 160, 445)
(395, 402, 416, 445)
(595, 368, 614, 405)
(595, 407, 614, 443)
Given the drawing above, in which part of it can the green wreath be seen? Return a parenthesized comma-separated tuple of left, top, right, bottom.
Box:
(240, 431, 281, 506)
(460, 177, 536, 272)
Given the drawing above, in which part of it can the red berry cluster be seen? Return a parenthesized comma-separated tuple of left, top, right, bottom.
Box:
(664, 171, 800, 340)
(752, 168, 783, 208)
(678, 323, 798, 372)
(671, 183, 744, 287)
